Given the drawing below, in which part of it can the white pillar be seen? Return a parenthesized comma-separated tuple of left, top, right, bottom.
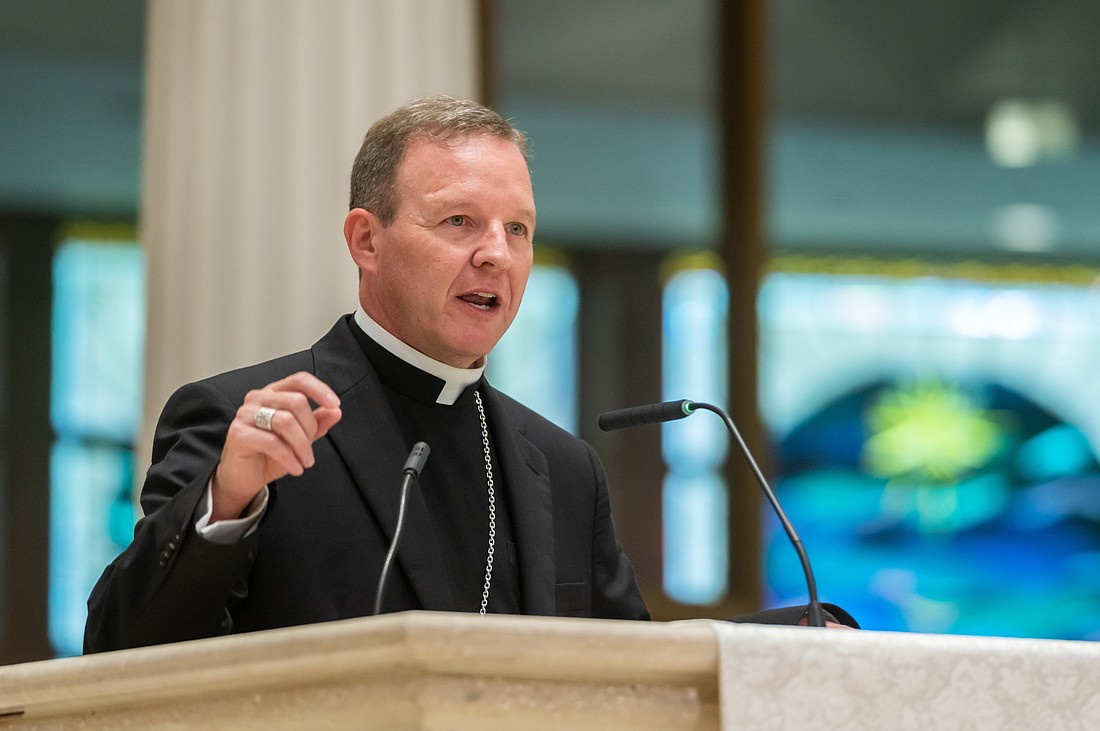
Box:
(139, 0, 480, 467)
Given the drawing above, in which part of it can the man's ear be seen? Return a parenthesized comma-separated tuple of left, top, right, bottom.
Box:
(344, 207, 382, 272)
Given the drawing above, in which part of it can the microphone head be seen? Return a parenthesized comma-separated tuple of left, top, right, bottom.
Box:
(597, 399, 695, 431)
(403, 441, 431, 477)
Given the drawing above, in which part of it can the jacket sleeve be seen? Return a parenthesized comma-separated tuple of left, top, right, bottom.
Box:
(586, 443, 651, 621)
(83, 380, 260, 653)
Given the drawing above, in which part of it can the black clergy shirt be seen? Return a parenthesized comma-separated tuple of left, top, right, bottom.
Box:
(349, 322, 522, 614)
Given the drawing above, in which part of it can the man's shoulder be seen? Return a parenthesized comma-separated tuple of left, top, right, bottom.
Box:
(175, 316, 357, 405)
(200, 349, 317, 393)
(161, 349, 317, 416)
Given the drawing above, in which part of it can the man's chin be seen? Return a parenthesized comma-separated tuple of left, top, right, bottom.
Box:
(435, 342, 493, 370)
(445, 333, 505, 369)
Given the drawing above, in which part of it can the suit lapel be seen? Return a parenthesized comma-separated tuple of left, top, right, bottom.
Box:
(310, 320, 455, 611)
(482, 387, 556, 615)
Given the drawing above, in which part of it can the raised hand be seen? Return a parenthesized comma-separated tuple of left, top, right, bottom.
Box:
(210, 372, 342, 522)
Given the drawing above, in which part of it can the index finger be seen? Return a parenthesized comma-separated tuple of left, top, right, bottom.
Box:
(270, 371, 341, 409)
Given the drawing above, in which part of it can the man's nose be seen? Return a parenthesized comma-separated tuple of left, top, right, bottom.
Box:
(472, 223, 512, 269)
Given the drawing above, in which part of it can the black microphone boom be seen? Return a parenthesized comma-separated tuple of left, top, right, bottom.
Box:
(597, 399, 826, 627)
(372, 441, 430, 616)
(597, 399, 695, 431)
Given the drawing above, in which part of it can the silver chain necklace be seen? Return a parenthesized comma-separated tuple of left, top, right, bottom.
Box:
(474, 390, 496, 615)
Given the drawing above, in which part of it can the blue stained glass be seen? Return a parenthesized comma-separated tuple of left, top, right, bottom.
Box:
(1015, 425, 1094, 483)
(759, 271, 1100, 640)
(662, 266, 730, 603)
(49, 238, 144, 657)
(488, 264, 579, 434)
(663, 472, 729, 604)
(50, 240, 145, 441)
(49, 441, 136, 656)
(662, 269, 729, 467)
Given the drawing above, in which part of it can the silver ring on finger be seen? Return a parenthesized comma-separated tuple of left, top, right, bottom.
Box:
(254, 406, 278, 432)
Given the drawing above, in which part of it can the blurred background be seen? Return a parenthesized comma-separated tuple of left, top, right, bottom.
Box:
(1, 0, 1098, 662)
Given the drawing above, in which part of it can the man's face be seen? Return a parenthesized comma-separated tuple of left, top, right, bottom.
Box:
(356, 135, 536, 368)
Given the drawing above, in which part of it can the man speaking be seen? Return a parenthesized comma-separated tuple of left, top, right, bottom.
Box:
(86, 95, 856, 653)
(85, 96, 650, 652)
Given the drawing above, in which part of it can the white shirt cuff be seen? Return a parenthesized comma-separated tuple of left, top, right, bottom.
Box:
(195, 480, 269, 545)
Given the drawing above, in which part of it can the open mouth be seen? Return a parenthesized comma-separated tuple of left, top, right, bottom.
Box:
(459, 291, 499, 311)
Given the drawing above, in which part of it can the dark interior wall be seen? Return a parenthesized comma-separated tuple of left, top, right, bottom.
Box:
(719, 0, 767, 610)
(0, 1, 145, 664)
(575, 250, 666, 608)
(0, 213, 55, 664)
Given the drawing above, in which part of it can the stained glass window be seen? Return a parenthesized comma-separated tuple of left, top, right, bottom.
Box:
(759, 262, 1100, 639)
(488, 260, 579, 434)
(661, 256, 729, 604)
(49, 236, 144, 656)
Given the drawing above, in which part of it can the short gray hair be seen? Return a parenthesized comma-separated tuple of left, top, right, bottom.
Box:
(348, 95, 528, 224)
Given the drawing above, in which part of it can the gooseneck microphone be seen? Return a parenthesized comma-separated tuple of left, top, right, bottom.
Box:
(372, 441, 430, 616)
(598, 399, 826, 627)
(597, 399, 695, 431)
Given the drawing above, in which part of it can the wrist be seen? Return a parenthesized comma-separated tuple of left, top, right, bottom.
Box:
(210, 469, 260, 524)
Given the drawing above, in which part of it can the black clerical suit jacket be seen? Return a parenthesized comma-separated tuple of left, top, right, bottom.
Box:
(85, 316, 649, 653)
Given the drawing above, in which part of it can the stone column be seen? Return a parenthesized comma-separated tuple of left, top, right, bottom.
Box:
(140, 0, 479, 468)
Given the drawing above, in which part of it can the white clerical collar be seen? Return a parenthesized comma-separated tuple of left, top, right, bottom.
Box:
(354, 309, 485, 406)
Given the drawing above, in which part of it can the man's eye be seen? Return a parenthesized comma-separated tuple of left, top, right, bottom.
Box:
(446, 215, 465, 227)
(507, 222, 527, 236)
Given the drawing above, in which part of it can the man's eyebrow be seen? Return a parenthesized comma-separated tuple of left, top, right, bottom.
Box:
(431, 198, 536, 222)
